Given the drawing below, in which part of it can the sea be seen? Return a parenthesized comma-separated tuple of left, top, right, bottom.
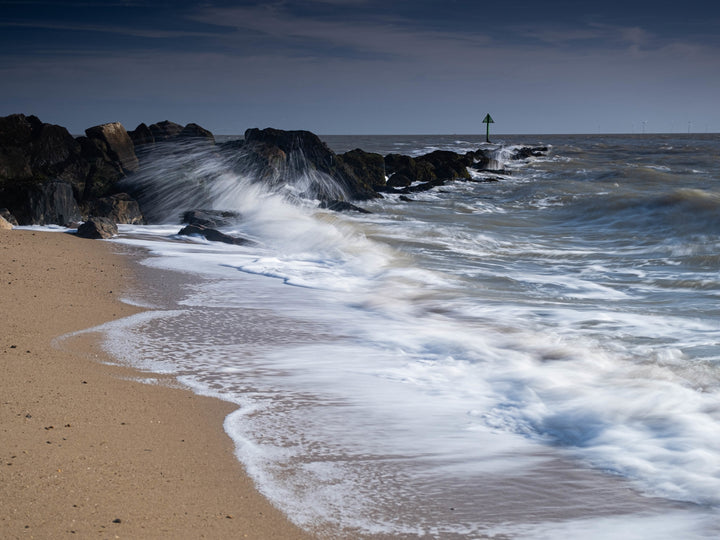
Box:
(60, 133, 720, 539)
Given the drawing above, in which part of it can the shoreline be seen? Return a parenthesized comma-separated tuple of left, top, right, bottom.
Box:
(0, 229, 312, 539)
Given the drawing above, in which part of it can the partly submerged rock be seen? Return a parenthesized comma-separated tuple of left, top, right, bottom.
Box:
(511, 146, 549, 160)
(181, 209, 241, 228)
(177, 224, 253, 246)
(76, 216, 118, 239)
(336, 148, 386, 191)
(318, 200, 372, 214)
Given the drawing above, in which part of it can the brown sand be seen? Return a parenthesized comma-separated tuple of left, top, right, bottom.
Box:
(0, 229, 313, 539)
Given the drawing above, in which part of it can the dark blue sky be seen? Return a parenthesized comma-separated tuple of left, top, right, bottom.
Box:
(1, 0, 718, 134)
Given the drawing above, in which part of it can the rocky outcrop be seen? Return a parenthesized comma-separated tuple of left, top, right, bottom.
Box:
(0, 114, 143, 225)
(2, 113, 549, 228)
(0, 114, 90, 202)
(0, 214, 12, 230)
(380, 149, 491, 194)
(177, 224, 253, 246)
(76, 216, 118, 239)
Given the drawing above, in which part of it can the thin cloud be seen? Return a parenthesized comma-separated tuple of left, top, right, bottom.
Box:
(0, 20, 221, 40)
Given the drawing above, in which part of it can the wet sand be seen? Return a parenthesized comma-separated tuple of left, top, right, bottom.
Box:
(0, 229, 312, 539)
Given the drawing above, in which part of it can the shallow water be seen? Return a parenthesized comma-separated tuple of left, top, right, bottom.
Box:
(71, 133, 720, 538)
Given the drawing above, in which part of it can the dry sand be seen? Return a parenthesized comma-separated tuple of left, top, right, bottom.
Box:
(0, 229, 313, 539)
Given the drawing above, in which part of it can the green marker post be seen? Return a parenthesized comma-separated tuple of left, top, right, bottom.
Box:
(482, 113, 494, 143)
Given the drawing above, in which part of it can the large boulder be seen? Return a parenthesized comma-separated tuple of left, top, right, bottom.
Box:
(149, 120, 184, 142)
(76, 135, 125, 200)
(337, 149, 386, 191)
(76, 216, 118, 239)
(179, 123, 215, 144)
(0, 214, 12, 230)
(25, 180, 82, 225)
(84, 122, 139, 174)
(415, 150, 472, 181)
(0, 114, 87, 186)
(128, 123, 154, 147)
(240, 128, 380, 200)
(383, 153, 435, 188)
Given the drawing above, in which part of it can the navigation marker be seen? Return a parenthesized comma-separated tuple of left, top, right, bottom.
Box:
(482, 113, 494, 143)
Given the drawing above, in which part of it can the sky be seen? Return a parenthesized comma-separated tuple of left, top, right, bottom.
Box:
(1, 0, 719, 135)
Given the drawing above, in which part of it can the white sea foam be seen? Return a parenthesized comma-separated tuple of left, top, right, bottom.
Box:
(68, 134, 720, 538)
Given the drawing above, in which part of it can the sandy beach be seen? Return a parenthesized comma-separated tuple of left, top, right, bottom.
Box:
(0, 228, 312, 539)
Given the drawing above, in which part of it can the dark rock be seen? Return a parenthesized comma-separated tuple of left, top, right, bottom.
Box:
(467, 149, 491, 169)
(76, 216, 118, 239)
(88, 193, 144, 224)
(398, 195, 413, 202)
(177, 224, 253, 246)
(179, 123, 215, 144)
(0, 114, 84, 183)
(383, 153, 435, 186)
(2, 180, 82, 226)
(0, 113, 39, 147)
(0, 114, 91, 223)
(415, 150, 472, 181)
(77, 136, 125, 200)
(408, 178, 446, 193)
(385, 174, 412, 189)
(241, 128, 380, 200)
(0, 208, 19, 226)
(149, 120, 184, 142)
(318, 200, 372, 214)
(511, 146, 549, 160)
(181, 209, 241, 228)
(128, 123, 154, 147)
(84, 122, 139, 174)
(336, 149, 386, 190)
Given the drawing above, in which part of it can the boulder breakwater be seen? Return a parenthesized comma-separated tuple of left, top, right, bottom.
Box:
(0, 114, 546, 238)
